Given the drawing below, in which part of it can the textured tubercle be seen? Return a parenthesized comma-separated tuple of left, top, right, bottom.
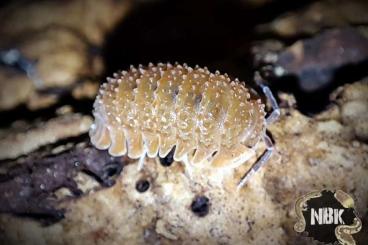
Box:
(90, 63, 266, 169)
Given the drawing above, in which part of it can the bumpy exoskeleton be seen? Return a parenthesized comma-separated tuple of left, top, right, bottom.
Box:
(90, 63, 279, 188)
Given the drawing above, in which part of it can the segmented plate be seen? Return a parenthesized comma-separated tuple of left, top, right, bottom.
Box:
(90, 63, 266, 168)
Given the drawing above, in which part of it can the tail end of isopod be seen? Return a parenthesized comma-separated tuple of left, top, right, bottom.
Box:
(90, 117, 111, 150)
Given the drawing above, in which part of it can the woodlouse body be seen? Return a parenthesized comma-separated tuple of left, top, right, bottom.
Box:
(90, 63, 268, 177)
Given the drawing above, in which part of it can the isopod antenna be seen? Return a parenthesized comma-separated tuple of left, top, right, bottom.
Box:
(254, 71, 280, 125)
(237, 71, 280, 190)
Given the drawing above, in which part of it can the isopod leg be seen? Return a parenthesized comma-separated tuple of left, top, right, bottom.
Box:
(237, 134, 273, 190)
(254, 72, 280, 125)
(137, 155, 146, 171)
(182, 154, 194, 180)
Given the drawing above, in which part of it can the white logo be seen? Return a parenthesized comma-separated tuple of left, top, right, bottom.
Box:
(310, 208, 344, 225)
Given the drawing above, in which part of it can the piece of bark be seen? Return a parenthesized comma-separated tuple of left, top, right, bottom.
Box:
(0, 142, 125, 225)
(274, 28, 368, 92)
(0, 113, 92, 160)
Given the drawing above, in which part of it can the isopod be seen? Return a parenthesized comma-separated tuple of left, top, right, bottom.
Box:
(89, 63, 280, 189)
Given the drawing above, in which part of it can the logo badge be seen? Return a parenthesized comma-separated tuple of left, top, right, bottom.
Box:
(294, 189, 362, 244)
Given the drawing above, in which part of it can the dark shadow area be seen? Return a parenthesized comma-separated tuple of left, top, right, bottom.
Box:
(271, 60, 368, 115)
(103, 0, 315, 82)
(0, 90, 94, 128)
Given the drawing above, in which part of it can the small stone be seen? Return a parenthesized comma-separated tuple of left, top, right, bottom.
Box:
(136, 180, 150, 193)
(191, 196, 210, 217)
